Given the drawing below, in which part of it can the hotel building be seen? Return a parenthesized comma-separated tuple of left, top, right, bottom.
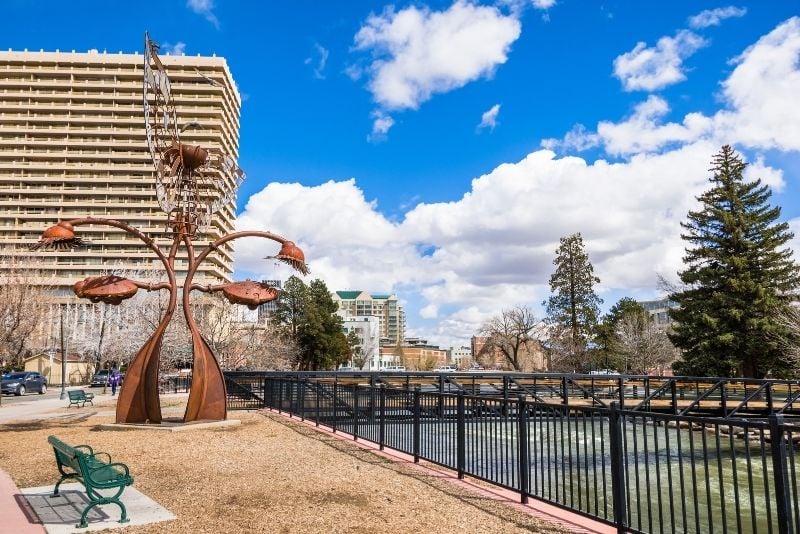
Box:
(331, 290, 406, 345)
(0, 48, 241, 346)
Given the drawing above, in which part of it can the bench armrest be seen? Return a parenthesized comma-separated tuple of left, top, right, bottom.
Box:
(83, 392, 95, 400)
(74, 444, 94, 455)
(89, 452, 112, 464)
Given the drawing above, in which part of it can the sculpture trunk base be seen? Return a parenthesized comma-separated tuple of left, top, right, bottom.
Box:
(184, 334, 227, 422)
(115, 332, 163, 424)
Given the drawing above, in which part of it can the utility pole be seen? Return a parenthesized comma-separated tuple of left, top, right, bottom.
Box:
(60, 309, 67, 400)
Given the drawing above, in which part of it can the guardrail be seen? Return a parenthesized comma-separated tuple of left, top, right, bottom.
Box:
(224, 372, 800, 534)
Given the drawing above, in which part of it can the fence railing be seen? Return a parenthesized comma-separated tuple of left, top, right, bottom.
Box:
(224, 372, 800, 534)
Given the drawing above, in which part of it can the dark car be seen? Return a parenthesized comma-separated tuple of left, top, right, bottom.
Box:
(90, 370, 125, 387)
(1, 371, 47, 396)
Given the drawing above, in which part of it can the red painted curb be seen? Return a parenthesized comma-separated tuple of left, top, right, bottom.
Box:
(0, 468, 45, 533)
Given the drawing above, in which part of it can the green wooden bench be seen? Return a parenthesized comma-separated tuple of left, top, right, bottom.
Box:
(67, 390, 94, 408)
(48, 435, 134, 528)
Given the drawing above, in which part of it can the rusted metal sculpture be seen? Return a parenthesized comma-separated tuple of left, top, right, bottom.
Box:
(30, 34, 308, 424)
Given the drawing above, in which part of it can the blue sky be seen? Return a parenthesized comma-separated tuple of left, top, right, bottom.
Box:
(5, 1, 800, 347)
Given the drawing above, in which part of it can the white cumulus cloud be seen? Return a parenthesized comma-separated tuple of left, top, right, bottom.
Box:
(613, 29, 708, 92)
(369, 111, 395, 142)
(351, 1, 520, 138)
(163, 42, 186, 56)
(688, 6, 747, 29)
(304, 43, 329, 80)
(478, 104, 501, 131)
(187, 0, 219, 28)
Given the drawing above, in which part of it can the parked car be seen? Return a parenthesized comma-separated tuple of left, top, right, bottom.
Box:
(383, 365, 406, 372)
(435, 365, 458, 372)
(90, 370, 125, 387)
(589, 369, 620, 375)
(1, 371, 47, 396)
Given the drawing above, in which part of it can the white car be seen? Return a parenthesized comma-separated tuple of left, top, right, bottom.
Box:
(436, 366, 458, 372)
(383, 366, 406, 372)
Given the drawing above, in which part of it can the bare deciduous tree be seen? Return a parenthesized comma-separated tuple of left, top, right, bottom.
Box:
(546, 324, 588, 372)
(772, 305, 800, 378)
(478, 306, 545, 371)
(616, 311, 678, 374)
(0, 256, 54, 369)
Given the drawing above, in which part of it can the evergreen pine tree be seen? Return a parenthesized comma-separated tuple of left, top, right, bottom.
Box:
(273, 277, 349, 370)
(544, 233, 602, 369)
(669, 145, 800, 378)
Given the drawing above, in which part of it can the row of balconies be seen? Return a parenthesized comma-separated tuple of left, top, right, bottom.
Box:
(0, 92, 238, 116)
(0, 87, 241, 121)
(0, 133, 237, 152)
(0, 125, 239, 152)
(0, 113, 226, 128)
(0, 102, 224, 119)
(0, 77, 226, 94)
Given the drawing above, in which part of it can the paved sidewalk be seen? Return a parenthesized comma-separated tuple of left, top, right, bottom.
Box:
(0, 388, 92, 424)
(0, 468, 45, 533)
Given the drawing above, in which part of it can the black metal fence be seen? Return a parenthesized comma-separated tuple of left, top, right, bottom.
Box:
(158, 376, 191, 394)
(224, 372, 800, 534)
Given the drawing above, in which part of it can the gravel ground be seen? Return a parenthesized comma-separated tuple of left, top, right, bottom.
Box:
(0, 398, 567, 534)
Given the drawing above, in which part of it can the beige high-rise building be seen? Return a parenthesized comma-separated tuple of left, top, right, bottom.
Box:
(332, 291, 406, 345)
(0, 48, 241, 294)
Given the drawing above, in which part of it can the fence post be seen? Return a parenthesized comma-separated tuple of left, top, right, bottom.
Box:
(517, 394, 530, 504)
(608, 402, 627, 534)
(287, 378, 292, 418)
(457, 390, 465, 479)
(379, 384, 386, 451)
(299, 377, 306, 422)
(766, 384, 774, 414)
(332, 379, 338, 434)
(277, 379, 282, 414)
(353, 384, 359, 441)
(769, 414, 792, 534)
(503, 375, 510, 417)
(315, 379, 320, 427)
(413, 385, 421, 463)
(670, 380, 678, 415)
(439, 375, 445, 418)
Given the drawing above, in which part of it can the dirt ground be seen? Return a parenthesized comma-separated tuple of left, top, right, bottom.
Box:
(0, 398, 567, 534)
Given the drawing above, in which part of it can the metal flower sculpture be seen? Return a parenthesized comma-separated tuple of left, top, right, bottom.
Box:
(30, 34, 308, 425)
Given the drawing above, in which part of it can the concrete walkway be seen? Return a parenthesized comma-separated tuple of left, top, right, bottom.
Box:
(21, 483, 175, 533)
(0, 388, 93, 424)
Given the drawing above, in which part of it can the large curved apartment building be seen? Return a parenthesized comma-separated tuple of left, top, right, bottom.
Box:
(0, 48, 241, 295)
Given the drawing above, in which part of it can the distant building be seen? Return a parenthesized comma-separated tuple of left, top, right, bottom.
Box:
(638, 299, 678, 328)
(331, 290, 406, 345)
(379, 338, 447, 371)
(448, 346, 472, 369)
(340, 315, 381, 370)
(257, 279, 283, 323)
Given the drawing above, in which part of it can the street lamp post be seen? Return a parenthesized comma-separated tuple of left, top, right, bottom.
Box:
(60, 309, 66, 400)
